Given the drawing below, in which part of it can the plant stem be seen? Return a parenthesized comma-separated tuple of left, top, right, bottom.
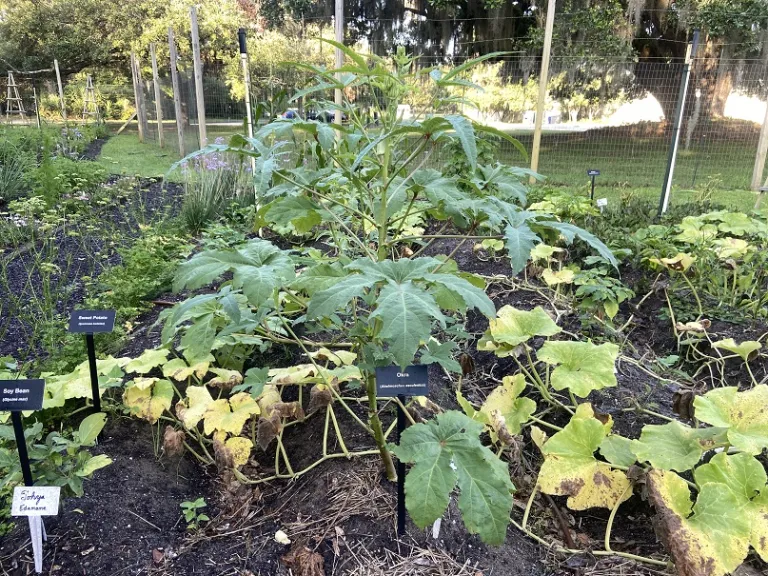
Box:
(604, 484, 632, 553)
(366, 373, 397, 481)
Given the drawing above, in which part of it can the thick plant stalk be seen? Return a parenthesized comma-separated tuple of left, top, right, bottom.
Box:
(367, 374, 397, 480)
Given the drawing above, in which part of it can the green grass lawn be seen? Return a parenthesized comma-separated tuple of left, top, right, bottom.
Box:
(96, 120, 763, 212)
(97, 125, 242, 179)
(98, 133, 183, 180)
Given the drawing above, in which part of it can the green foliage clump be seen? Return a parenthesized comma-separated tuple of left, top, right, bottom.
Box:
(30, 156, 107, 206)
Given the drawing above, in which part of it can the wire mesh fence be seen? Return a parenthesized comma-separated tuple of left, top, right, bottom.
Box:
(2, 34, 767, 196)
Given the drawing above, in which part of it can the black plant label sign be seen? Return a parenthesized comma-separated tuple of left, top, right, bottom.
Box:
(68, 310, 116, 333)
(375, 365, 429, 396)
(587, 169, 601, 176)
(0, 380, 45, 411)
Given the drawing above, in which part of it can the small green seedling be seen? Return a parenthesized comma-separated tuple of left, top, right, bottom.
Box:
(180, 498, 209, 530)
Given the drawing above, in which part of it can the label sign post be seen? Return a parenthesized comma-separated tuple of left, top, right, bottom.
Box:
(587, 169, 600, 200)
(1, 380, 51, 574)
(68, 310, 116, 412)
(375, 365, 429, 537)
(12, 486, 60, 573)
(1, 380, 45, 487)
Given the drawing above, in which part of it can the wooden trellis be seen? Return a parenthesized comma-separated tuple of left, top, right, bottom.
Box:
(5, 72, 26, 121)
(82, 74, 99, 121)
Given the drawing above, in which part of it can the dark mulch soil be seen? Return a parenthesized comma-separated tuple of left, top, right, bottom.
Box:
(3, 209, 768, 573)
(0, 178, 183, 360)
(81, 138, 108, 161)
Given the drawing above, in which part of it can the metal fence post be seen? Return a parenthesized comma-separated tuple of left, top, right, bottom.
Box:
(658, 30, 699, 215)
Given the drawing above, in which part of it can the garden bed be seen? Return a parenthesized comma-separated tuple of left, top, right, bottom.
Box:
(3, 239, 751, 576)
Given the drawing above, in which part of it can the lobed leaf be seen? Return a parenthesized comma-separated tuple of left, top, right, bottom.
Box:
(693, 385, 768, 455)
(537, 341, 619, 398)
(391, 411, 514, 545)
(538, 406, 632, 510)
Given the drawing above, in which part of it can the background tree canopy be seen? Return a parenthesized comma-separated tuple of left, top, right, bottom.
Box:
(0, 0, 765, 119)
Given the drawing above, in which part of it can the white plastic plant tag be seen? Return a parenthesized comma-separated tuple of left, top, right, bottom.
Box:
(432, 518, 442, 539)
(29, 516, 43, 573)
(596, 198, 608, 208)
(12, 486, 61, 516)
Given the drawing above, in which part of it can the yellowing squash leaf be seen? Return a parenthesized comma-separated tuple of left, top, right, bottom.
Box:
(538, 406, 631, 510)
(175, 386, 214, 429)
(712, 338, 762, 362)
(123, 379, 174, 424)
(694, 385, 768, 455)
(203, 392, 260, 435)
(647, 468, 750, 576)
(225, 437, 253, 467)
(125, 348, 170, 374)
(479, 374, 536, 441)
(207, 368, 243, 389)
(541, 268, 575, 286)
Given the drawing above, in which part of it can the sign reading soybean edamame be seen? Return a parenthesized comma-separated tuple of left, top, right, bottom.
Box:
(375, 365, 428, 396)
(0, 379, 45, 411)
(12, 486, 60, 516)
(68, 310, 116, 333)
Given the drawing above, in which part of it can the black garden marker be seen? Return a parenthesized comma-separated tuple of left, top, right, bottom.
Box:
(68, 310, 116, 412)
(587, 168, 600, 200)
(375, 365, 429, 537)
(0, 379, 45, 486)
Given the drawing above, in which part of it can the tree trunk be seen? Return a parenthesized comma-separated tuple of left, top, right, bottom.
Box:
(712, 42, 733, 117)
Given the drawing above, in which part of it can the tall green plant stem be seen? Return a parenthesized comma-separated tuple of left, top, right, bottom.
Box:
(366, 372, 397, 480)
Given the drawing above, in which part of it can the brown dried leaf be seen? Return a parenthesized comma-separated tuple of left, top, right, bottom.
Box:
(459, 352, 475, 376)
(257, 412, 281, 450)
(308, 385, 333, 414)
(673, 389, 696, 421)
(214, 436, 234, 470)
(162, 426, 186, 457)
(281, 545, 324, 576)
(273, 401, 305, 420)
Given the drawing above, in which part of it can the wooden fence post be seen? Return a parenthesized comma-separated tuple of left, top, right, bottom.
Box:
(190, 6, 207, 147)
(529, 0, 556, 183)
(168, 28, 186, 157)
(130, 52, 145, 142)
(150, 43, 164, 148)
(53, 59, 67, 122)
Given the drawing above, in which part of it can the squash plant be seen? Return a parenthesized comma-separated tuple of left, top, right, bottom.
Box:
(466, 303, 768, 574)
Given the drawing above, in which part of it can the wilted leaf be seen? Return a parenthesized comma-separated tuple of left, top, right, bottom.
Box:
(649, 252, 696, 272)
(162, 355, 214, 381)
(541, 268, 575, 286)
(479, 374, 536, 440)
(647, 468, 750, 576)
(207, 368, 243, 389)
(163, 426, 186, 457)
(224, 437, 253, 467)
(203, 392, 260, 436)
(125, 348, 170, 375)
(175, 386, 214, 429)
